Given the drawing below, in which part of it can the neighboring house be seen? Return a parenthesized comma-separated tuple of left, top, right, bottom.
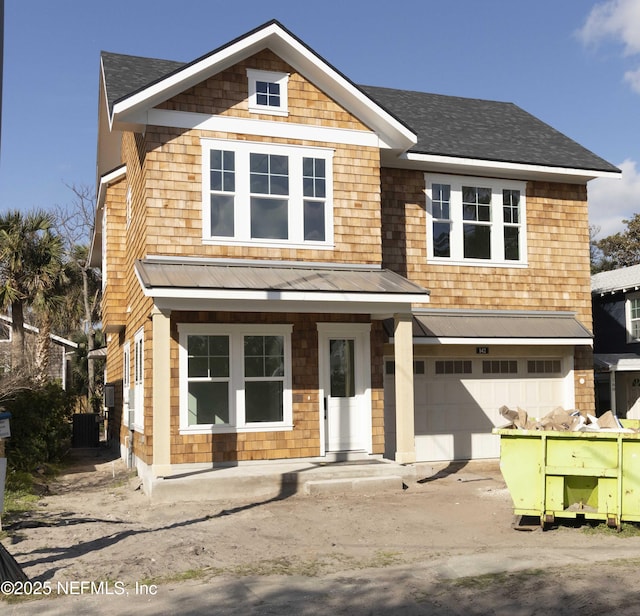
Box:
(592, 265, 640, 418)
(89, 20, 619, 487)
(0, 315, 77, 389)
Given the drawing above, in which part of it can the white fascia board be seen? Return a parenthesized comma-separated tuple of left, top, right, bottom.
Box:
(390, 152, 622, 183)
(111, 23, 415, 151)
(143, 286, 428, 305)
(90, 165, 127, 268)
(145, 109, 380, 148)
(402, 337, 592, 346)
(153, 297, 418, 316)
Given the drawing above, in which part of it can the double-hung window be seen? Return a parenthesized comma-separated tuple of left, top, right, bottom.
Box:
(628, 294, 640, 342)
(179, 324, 293, 433)
(202, 139, 333, 248)
(426, 174, 527, 266)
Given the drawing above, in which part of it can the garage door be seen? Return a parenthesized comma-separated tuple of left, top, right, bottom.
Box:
(384, 356, 571, 462)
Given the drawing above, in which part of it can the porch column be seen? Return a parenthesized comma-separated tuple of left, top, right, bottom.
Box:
(394, 313, 416, 464)
(610, 370, 617, 415)
(151, 307, 172, 477)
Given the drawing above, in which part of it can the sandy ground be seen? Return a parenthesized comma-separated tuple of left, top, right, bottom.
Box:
(3, 449, 640, 615)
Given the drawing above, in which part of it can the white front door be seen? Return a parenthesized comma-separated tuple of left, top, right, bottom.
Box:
(318, 324, 372, 454)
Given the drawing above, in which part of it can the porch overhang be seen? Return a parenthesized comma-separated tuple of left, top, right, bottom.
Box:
(385, 309, 593, 346)
(594, 353, 640, 373)
(134, 258, 429, 317)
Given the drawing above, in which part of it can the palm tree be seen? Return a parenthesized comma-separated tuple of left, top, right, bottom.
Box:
(0, 209, 64, 375)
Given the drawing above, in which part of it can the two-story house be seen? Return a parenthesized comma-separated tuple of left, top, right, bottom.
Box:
(90, 20, 619, 489)
(592, 265, 640, 418)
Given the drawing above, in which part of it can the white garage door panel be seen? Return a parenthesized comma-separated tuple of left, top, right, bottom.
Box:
(385, 356, 572, 463)
(417, 376, 566, 461)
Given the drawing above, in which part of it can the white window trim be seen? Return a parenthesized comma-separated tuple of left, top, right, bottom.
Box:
(123, 342, 130, 399)
(425, 173, 528, 267)
(626, 292, 640, 343)
(246, 69, 289, 116)
(201, 138, 334, 249)
(132, 329, 144, 433)
(178, 323, 294, 435)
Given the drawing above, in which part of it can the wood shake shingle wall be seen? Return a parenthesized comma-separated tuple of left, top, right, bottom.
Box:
(380, 167, 595, 413)
(105, 50, 385, 464)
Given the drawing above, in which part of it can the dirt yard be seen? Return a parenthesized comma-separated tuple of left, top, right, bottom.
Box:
(3, 449, 640, 615)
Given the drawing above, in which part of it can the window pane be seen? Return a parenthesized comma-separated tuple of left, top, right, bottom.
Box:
(210, 170, 222, 191)
(188, 382, 229, 425)
(463, 224, 491, 259)
(504, 226, 519, 260)
(209, 357, 229, 378)
(304, 200, 325, 241)
(244, 357, 263, 378)
(270, 174, 289, 196)
(250, 153, 269, 173)
(478, 187, 491, 204)
(433, 222, 451, 257)
(250, 171, 269, 194)
(188, 357, 209, 378)
(245, 382, 284, 422)
(330, 339, 355, 398)
(251, 198, 288, 239)
(270, 154, 288, 176)
(211, 194, 234, 237)
(188, 335, 208, 356)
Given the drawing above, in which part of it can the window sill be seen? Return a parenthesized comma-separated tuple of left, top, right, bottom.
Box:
(202, 238, 334, 250)
(180, 423, 294, 435)
(427, 257, 528, 268)
(248, 105, 289, 117)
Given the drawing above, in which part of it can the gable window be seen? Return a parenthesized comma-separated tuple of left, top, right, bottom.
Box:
(202, 139, 334, 248)
(628, 295, 640, 341)
(426, 174, 527, 266)
(178, 324, 293, 434)
(247, 69, 289, 116)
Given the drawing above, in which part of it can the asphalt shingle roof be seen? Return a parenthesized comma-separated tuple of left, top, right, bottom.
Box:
(592, 264, 640, 294)
(361, 85, 618, 173)
(100, 48, 619, 174)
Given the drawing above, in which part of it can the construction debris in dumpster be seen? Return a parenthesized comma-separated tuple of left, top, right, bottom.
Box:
(498, 406, 639, 433)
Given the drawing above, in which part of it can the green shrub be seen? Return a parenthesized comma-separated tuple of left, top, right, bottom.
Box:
(3, 383, 76, 472)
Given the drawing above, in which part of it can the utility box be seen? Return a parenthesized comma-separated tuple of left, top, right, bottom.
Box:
(494, 421, 640, 530)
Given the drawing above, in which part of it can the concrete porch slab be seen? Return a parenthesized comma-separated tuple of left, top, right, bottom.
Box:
(146, 456, 416, 503)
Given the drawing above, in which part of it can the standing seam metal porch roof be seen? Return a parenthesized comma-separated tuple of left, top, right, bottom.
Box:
(135, 259, 430, 297)
(383, 311, 592, 341)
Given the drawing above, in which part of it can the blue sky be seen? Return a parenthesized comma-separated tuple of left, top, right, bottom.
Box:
(1, 0, 639, 238)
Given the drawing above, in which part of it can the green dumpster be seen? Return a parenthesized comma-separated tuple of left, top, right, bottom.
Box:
(493, 421, 640, 529)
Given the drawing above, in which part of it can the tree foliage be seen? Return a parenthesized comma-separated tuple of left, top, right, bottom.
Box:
(592, 213, 640, 273)
(0, 209, 65, 374)
(2, 383, 75, 472)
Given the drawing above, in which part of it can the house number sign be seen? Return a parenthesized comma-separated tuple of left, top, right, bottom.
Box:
(476, 347, 489, 355)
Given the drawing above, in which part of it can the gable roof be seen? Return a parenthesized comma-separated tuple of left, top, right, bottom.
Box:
(98, 19, 620, 183)
(0, 315, 78, 349)
(100, 20, 415, 147)
(592, 264, 640, 295)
